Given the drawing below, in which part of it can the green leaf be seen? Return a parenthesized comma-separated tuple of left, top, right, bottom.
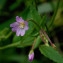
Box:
(34, 36, 41, 49)
(13, 35, 22, 43)
(23, 36, 34, 43)
(29, 5, 42, 30)
(30, 6, 42, 25)
(39, 45, 63, 63)
(13, 34, 35, 47)
(17, 36, 35, 47)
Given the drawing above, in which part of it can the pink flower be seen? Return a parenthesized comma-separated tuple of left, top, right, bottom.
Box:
(28, 50, 34, 61)
(10, 16, 29, 36)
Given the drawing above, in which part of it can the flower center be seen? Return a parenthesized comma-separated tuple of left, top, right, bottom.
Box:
(19, 22, 25, 29)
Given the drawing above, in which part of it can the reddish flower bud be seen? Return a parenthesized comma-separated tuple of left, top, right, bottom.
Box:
(28, 50, 34, 61)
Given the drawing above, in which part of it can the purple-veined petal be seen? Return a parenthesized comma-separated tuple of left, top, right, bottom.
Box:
(16, 16, 24, 22)
(10, 22, 19, 27)
(20, 29, 25, 36)
(24, 26, 29, 30)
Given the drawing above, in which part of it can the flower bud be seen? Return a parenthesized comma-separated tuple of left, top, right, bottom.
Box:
(28, 50, 34, 61)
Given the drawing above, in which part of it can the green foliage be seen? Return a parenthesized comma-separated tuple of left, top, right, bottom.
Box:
(0, 0, 63, 63)
(39, 45, 63, 63)
(34, 36, 41, 49)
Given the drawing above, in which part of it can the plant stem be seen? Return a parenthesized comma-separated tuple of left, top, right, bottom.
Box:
(31, 38, 36, 50)
(0, 42, 20, 50)
(48, 0, 60, 28)
(28, 19, 41, 30)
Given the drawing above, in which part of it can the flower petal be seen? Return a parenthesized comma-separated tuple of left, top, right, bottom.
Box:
(10, 22, 19, 27)
(24, 21, 28, 25)
(24, 26, 29, 30)
(20, 29, 25, 36)
(12, 27, 17, 32)
(28, 52, 34, 61)
(16, 16, 24, 22)
(16, 28, 21, 36)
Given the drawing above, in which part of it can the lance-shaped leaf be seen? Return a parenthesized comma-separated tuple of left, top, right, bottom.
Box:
(39, 45, 63, 63)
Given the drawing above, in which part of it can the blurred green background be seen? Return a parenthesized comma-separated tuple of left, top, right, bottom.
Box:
(0, 0, 63, 63)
